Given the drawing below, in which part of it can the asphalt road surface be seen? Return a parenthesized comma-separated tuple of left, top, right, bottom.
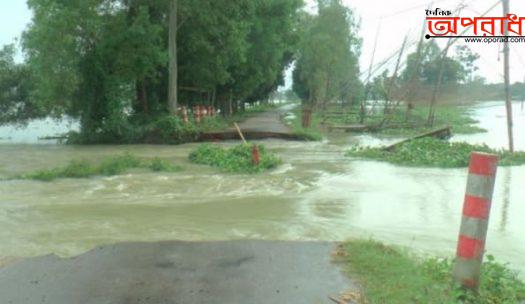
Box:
(0, 240, 355, 304)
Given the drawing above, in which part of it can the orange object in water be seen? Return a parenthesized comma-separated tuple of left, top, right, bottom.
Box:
(252, 144, 260, 166)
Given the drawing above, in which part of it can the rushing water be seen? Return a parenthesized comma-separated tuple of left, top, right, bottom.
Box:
(0, 101, 524, 276)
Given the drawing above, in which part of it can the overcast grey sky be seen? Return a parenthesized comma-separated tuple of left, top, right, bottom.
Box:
(2, 0, 525, 84)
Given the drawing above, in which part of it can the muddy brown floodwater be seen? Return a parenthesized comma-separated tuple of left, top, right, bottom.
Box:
(0, 101, 524, 277)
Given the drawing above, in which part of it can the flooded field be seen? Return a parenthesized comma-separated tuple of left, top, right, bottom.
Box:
(0, 101, 524, 275)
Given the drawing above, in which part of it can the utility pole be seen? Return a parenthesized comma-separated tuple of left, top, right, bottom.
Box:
(384, 35, 408, 116)
(503, 0, 515, 152)
(168, 0, 178, 115)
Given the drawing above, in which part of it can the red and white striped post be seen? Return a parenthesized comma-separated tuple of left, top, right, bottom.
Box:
(453, 152, 498, 290)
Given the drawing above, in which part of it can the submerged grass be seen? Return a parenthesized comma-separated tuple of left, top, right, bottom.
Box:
(321, 104, 486, 136)
(286, 105, 323, 141)
(20, 153, 182, 181)
(188, 143, 281, 173)
(347, 138, 525, 168)
(338, 240, 525, 304)
(380, 105, 486, 136)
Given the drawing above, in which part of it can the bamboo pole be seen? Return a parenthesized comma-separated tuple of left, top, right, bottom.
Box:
(361, 21, 382, 123)
(382, 35, 408, 120)
(234, 123, 247, 144)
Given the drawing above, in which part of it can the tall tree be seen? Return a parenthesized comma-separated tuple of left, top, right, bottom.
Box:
(293, 0, 362, 108)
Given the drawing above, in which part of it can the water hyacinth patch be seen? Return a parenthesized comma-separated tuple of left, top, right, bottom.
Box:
(188, 144, 281, 173)
(347, 138, 525, 168)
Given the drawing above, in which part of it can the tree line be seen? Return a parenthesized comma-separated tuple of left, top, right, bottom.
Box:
(3, 0, 333, 143)
(2, 0, 499, 142)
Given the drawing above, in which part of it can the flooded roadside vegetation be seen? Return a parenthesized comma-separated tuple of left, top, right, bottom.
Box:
(1, 0, 525, 303)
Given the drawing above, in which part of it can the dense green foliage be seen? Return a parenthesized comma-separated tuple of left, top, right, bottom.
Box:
(401, 41, 467, 86)
(347, 138, 525, 168)
(0, 0, 303, 143)
(0, 45, 40, 125)
(339, 240, 525, 304)
(66, 102, 277, 144)
(293, 0, 362, 107)
(20, 153, 181, 181)
(189, 144, 281, 173)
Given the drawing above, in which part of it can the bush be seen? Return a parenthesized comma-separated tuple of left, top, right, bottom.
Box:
(347, 138, 525, 168)
(98, 153, 142, 176)
(148, 157, 182, 172)
(189, 143, 281, 173)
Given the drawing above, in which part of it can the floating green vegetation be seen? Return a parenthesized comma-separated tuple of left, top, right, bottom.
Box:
(189, 144, 281, 173)
(347, 138, 525, 168)
(337, 240, 525, 304)
(20, 153, 182, 181)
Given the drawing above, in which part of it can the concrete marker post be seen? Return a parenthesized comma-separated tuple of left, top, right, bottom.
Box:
(453, 152, 498, 290)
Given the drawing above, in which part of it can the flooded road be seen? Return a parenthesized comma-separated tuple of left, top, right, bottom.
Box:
(0, 101, 524, 276)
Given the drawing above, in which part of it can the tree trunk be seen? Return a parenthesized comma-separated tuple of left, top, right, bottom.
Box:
(228, 91, 233, 116)
(168, 0, 178, 115)
(136, 80, 148, 114)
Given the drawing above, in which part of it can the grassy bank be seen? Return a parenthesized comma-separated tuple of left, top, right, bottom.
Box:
(347, 138, 525, 168)
(19, 153, 181, 181)
(337, 240, 525, 304)
(189, 144, 281, 173)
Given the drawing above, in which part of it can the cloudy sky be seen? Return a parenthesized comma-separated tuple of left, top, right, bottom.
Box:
(2, 0, 525, 84)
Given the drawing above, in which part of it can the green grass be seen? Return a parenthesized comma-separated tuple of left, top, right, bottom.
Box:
(148, 157, 183, 172)
(338, 240, 525, 304)
(347, 138, 525, 168)
(189, 143, 281, 173)
(20, 153, 182, 181)
(286, 105, 323, 141)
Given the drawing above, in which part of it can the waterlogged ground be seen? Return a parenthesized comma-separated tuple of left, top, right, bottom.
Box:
(0, 101, 524, 277)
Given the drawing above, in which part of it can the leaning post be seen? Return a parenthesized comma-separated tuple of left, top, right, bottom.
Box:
(453, 152, 498, 290)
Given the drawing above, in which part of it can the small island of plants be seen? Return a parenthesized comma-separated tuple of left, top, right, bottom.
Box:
(19, 153, 181, 182)
(189, 144, 281, 173)
(347, 138, 525, 168)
